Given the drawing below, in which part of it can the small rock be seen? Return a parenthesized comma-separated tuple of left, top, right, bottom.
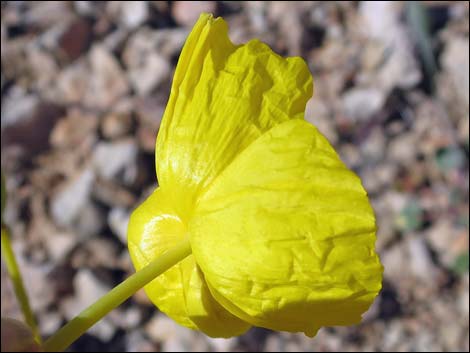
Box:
(440, 319, 465, 351)
(123, 27, 188, 63)
(92, 139, 138, 185)
(58, 18, 93, 61)
(50, 169, 94, 227)
(26, 49, 59, 92)
(50, 109, 98, 149)
(128, 330, 157, 351)
(74, 1, 97, 16)
(427, 220, 468, 267)
(74, 201, 107, 239)
(101, 112, 133, 139)
(382, 320, 405, 351)
(172, 1, 217, 27)
(128, 52, 171, 95)
(55, 61, 89, 104)
(38, 311, 62, 336)
(22, 1, 73, 28)
(388, 132, 418, 164)
(383, 190, 408, 214)
(145, 314, 207, 351)
(205, 337, 238, 352)
(119, 1, 148, 29)
(126, 331, 156, 352)
(342, 88, 385, 123)
(72, 237, 120, 269)
(359, 1, 421, 92)
(122, 29, 171, 95)
(85, 45, 129, 110)
(382, 242, 408, 281)
(406, 236, 437, 281)
(1, 92, 39, 129)
(264, 333, 284, 352)
(45, 232, 76, 262)
(1, 91, 65, 156)
(145, 314, 177, 343)
(108, 207, 130, 244)
(412, 330, 436, 352)
(360, 127, 386, 162)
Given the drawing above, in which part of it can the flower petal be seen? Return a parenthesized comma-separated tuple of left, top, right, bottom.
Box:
(156, 14, 312, 218)
(128, 188, 250, 337)
(190, 119, 383, 336)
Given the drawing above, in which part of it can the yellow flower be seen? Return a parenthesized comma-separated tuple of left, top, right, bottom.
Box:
(128, 13, 383, 338)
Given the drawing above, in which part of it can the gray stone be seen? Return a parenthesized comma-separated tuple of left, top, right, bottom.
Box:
(388, 132, 418, 164)
(45, 232, 76, 262)
(1, 92, 39, 129)
(51, 169, 94, 227)
(342, 88, 385, 123)
(122, 29, 171, 95)
(92, 139, 138, 185)
(126, 330, 156, 352)
(205, 337, 238, 352)
(120, 1, 148, 29)
(407, 236, 437, 282)
(101, 112, 133, 140)
(145, 314, 208, 351)
(359, 1, 421, 91)
(38, 311, 62, 336)
(85, 45, 129, 110)
(74, 201, 106, 238)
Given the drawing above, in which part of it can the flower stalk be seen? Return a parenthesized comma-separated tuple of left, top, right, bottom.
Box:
(43, 239, 191, 352)
(1, 226, 41, 344)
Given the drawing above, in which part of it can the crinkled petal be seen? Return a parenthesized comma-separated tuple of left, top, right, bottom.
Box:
(190, 119, 383, 336)
(128, 189, 249, 337)
(156, 13, 313, 218)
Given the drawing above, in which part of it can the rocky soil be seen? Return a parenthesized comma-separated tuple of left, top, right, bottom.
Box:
(1, 1, 469, 352)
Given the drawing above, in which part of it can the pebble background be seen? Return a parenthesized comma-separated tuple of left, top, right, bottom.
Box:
(1, 1, 469, 352)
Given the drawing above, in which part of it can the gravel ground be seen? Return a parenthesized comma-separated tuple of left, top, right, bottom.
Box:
(1, 1, 469, 352)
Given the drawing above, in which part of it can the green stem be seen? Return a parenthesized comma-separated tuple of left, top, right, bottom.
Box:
(43, 239, 192, 352)
(1, 226, 41, 344)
